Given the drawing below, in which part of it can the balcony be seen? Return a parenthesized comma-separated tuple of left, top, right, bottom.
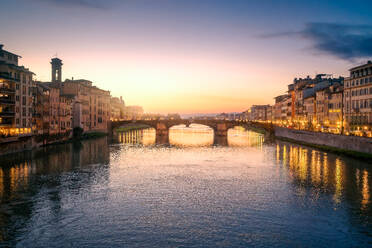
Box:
(0, 72, 20, 82)
(0, 119, 14, 126)
(0, 111, 15, 117)
(0, 87, 15, 94)
(0, 98, 15, 105)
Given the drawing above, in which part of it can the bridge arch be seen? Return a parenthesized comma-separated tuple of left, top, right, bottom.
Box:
(110, 119, 268, 146)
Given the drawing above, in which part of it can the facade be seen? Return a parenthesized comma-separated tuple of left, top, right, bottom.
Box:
(123, 105, 143, 120)
(273, 95, 288, 122)
(327, 84, 343, 133)
(33, 82, 50, 135)
(343, 61, 372, 136)
(60, 78, 111, 132)
(90, 86, 111, 132)
(249, 105, 271, 121)
(0, 45, 34, 138)
(303, 90, 316, 129)
(59, 94, 73, 134)
(33, 82, 73, 136)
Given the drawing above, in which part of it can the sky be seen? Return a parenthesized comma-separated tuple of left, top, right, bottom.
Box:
(1, 0, 372, 114)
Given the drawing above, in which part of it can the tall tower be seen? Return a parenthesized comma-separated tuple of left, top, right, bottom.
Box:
(51, 58, 63, 83)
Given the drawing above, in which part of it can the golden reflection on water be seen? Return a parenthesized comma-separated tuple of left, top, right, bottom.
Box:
(361, 170, 370, 210)
(227, 127, 264, 147)
(169, 124, 214, 147)
(333, 158, 344, 204)
(276, 142, 371, 211)
(118, 128, 156, 145)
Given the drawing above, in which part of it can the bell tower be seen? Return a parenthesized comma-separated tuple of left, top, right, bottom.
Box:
(51, 57, 63, 83)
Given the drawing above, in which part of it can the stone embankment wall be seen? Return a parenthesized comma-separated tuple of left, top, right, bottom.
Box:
(275, 127, 372, 154)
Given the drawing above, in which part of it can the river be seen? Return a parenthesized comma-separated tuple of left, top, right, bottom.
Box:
(0, 125, 371, 247)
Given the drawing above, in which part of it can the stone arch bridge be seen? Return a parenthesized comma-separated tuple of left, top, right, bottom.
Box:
(111, 119, 273, 145)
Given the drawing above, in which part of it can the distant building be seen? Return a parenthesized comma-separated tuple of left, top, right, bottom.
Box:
(123, 105, 143, 120)
(249, 105, 271, 121)
(166, 113, 181, 120)
(0, 44, 34, 138)
(273, 94, 289, 122)
(110, 96, 125, 121)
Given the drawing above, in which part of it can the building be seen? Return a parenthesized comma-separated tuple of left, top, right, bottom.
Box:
(288, 74, 343, 128)
(110, 96, 125, 121)
(60, 78, 111, 132)
(327, 84, 343, 133)
(344, 61, 372, 136)
(33, 82, 50, 135)
(33, 82, 73, 137)
(123, 105, 143, 120)
(303, 88, 316, 129)
(273, 94, 288, 123)
(249, 105, 271, 122)
(0, 44, 34, 138)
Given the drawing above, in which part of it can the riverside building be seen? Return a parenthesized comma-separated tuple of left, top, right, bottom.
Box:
(344, 61, 372, 136)
(0, 45, 34, 138)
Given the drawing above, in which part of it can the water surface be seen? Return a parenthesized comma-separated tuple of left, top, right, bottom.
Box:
(0, 128, 371, 247)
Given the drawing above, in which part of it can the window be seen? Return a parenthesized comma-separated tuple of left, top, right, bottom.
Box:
(22, 119, 26, 127)
(22, 96, 26, 105)
(16, 95, 19, 101)
(16, 118, 19, 124)
(16, 107, 19, 113)
(16, 84, 19, 90)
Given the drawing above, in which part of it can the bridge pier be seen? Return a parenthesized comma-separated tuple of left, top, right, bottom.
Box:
(155, 123, 169, 145)
(213, 123, 228, 146)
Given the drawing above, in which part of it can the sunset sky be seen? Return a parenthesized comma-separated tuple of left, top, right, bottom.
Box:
(1, 0, 372, 114)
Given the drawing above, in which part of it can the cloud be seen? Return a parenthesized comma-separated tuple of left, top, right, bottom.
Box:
(37, 0, 108, 10)
(262, 23, 372, 61)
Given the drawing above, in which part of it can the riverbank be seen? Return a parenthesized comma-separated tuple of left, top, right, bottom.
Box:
(275, 127, 372, 160)
(0, 131, 108, 157)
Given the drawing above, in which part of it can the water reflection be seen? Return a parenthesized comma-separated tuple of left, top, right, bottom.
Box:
(1, 137, 372, 246)
(117, 128, 156, 145)
(0, 138, 110, 245)
(228, 126, 264, 148)
(275, 142, 372, 214)
(169, 124, 214, 146)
